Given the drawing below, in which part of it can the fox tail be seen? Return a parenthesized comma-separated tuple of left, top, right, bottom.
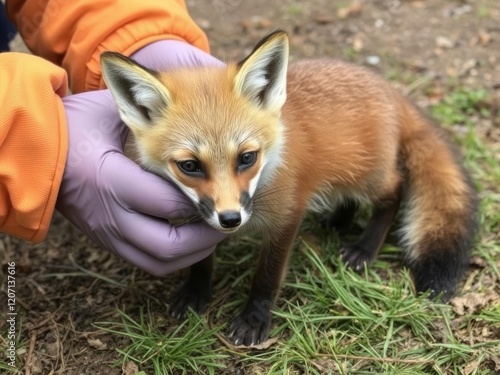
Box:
(398, 101, 478, 301)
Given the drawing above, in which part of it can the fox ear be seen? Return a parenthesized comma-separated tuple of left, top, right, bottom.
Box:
(234, 30, 289, 111)
(100, 52, 171, 130)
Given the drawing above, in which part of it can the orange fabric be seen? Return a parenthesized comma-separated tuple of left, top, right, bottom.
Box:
(0, 53, 68, 242)
(6, 0, 210, 93)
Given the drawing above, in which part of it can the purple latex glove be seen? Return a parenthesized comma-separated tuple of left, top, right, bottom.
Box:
(57, 41, 225, 276)
(129, 39, 223, 71)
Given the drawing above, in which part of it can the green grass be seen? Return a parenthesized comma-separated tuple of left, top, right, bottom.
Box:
(478, 5, 492, 18)
(283, 2, 303, 16)
(95, 235, 499, 374)
(431, 88, 489, 127)
(341, 46, 360, 61)
(0, 363, 16, 373)
(95, 307, 228, 375)
(431, 87, 500, 189)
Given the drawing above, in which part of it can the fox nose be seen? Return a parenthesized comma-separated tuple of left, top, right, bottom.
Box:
(218, 211, 241, 228)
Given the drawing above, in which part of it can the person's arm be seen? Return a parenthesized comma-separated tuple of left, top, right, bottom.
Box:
(6, 0, 209, 93)
(0, 52, 68, 242)
(0, 52, 225, 274)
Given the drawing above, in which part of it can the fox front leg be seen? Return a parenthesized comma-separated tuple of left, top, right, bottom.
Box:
(229, 215, 303, 346)
(169, 253, 213, 318)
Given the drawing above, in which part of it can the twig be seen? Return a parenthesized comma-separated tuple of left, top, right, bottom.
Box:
(214, 331, 239, 350)
(402, 73, 436, 96)
(322, 353, 435, 365)
(24, 331, 37, 375)
(30, 305, 64, 330)
(51, 317, 67, 374)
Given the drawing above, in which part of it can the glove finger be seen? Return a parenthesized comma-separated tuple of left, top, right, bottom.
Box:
(104, 152, 198, 220)
(131, 40, 224, 71)
(115, 241, 216, 277)
(116, 211, 225, 261)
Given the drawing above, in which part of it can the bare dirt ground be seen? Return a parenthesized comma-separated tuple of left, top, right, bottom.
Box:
(1, 0, 499, 374)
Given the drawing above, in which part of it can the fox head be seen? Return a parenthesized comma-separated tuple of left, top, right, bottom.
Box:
(101, 31, 289, 233)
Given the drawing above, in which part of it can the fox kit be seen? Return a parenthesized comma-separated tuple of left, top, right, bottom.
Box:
(101, 31, 478, 346)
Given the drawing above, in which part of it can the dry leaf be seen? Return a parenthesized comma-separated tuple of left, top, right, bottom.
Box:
(435, 36, 455, 49)
(470, 255, 487, 268)
(250, 336, 279, 350)
(197, 19, 211, 30)
(444, 4, 472, 18)
(410, 1, 425, 8)
(87, 338, 108, 351)
(463, 360, 479, 375)
(30, 355, 43, 375)
(337, 1, 363, 19)
(450, 291, 499, 316)
(122, 361, 139, 375)
(45, 341, 59, 356)
(491, 355, 500, 371)
(478, 30, 492, 46)
(315, 15, 333, 24)
(353, 35, 365, 51)
(233, 336, 279, 350)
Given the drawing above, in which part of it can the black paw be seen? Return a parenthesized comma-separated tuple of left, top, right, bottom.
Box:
(229, 311, 271, 347)
(340, 243, 377, 271)
(168, 283, 211, 319)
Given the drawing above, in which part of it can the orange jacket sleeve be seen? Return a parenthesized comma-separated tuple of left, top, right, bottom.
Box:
(0, 53, 68, 242)
(6, 0, 210, 93)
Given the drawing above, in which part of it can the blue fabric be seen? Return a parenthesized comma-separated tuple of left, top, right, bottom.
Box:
(0, 2, 17, 52)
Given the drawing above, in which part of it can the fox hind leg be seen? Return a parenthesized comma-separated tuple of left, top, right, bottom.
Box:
(340, 180, 402, 271)
(169, 253, 213, 319)
(321, 199, 358, 236)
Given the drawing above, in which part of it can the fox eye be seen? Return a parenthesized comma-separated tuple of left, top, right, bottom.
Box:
(238, 152, 257, 171)
(177, 160, 204, 177)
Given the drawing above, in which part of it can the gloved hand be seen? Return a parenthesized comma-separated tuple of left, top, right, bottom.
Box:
(57, 41, 225, 276)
